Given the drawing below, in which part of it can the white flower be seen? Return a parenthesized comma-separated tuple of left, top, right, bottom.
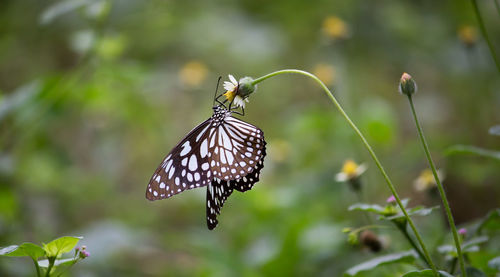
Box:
(223, 74, 250, 108)
(223, 74, 238, 92)
(233, 95, 249, 108)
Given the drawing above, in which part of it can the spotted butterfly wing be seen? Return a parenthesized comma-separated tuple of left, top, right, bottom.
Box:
(146, 106, 266, 229)
(206, 149, 265, 229)
(146, 119, 212, 200)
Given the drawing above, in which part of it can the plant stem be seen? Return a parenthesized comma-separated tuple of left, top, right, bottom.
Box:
(450, 258, 458, 275)
(471, 0, 500, 74)
(252, 69, 439, 276)
(45, 257, 55, 277)
(407, 95, 466, 277)
(396, 223, 430, 268)
(494, 0, 500, 18)
(32, 258, 42, 277)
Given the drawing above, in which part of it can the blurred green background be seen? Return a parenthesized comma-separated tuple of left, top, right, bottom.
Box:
(1, 0, 499, 276)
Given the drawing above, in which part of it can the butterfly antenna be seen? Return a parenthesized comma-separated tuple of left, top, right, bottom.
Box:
(213, 76, 222, 106)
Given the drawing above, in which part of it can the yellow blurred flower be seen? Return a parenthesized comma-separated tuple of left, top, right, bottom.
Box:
(322, 16, 350, 39)
(178, 61, 208, 87)
(414, 169, 445, 192)
(335, 160, 367, 182)
(313, 64, 336, 86)
(457, 25, 478, 47)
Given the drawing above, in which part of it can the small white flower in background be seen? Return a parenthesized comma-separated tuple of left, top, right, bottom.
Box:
(335, 160, 367, 182)
(223, 74, 249, 108)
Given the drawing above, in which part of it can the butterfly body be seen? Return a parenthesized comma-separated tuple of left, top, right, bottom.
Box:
(146, 105, 266, 229)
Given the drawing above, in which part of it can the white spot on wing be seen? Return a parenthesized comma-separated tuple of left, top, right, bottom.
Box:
(180, 141, 191, 156)
(168, 166, 175, 179)
(200, 139, 208, 158)
(188, 155, 198, 171)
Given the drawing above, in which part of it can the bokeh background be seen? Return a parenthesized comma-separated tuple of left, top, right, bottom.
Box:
(1, 0, 499, 276)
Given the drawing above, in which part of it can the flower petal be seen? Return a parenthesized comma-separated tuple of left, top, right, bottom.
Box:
(356, 164, 368, 176)
(223, 81, 236, 92)
(228, 74, 238, 85)
(335, 173, 348, 182)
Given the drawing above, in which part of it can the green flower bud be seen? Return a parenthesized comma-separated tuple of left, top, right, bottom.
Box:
(237, 76, 257, 98)
(398, 72, 417, 96)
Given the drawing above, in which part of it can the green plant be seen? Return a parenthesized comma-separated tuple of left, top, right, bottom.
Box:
(0, 236, 88, 277)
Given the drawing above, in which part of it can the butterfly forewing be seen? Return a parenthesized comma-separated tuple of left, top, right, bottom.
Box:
(146, 119, 213, 200)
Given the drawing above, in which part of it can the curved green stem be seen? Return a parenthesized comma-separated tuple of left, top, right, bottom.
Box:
(407, 95, 466, 277)
(471, 0, 500, 74)
(252, 69, 439, 276)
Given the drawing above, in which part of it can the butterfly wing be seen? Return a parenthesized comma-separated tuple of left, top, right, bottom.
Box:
(233, 147, 265, 192)
(209, 116, 266, 181)
(146, 119, 213, 200)
(206, 179, 234, 230)
(205, 125, 267, 229)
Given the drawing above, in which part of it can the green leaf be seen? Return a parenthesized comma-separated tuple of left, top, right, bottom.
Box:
(445, 145, 500, 161)
(487, 256, 500, 271)
(0, 243, 45, 260)
(0, 245, 23, 256)
(384, 206, 438, 220)
(401, 269, 454, 277)
(18, 243, 45, 260)
(466, 267, 487, 277)
(463, 236, 488, 250)
(348, 203, 386, 214)
(43, 236, 82, 258)
(38, 257, 78, 268)
(476, 209, 500, 233)
(344, 250, 417, 276)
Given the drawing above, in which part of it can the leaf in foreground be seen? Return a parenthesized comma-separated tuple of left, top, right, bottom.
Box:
(0, 243, 45, 260)
(43, 236, 82, 257)
(401, 269, 454, 277)
(344, 250, 417, 276)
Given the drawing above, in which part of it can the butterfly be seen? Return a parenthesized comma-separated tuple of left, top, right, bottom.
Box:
(146, 77, 266, 230)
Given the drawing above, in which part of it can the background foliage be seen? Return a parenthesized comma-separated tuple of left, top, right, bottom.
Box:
(0, 0, 499, 276)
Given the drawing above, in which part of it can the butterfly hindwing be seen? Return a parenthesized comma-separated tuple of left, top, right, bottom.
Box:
(206, 179, 234, 230)
(233, 146, 266, 192)
(209, 116, 265, 181)
(206, 142, 266, 229)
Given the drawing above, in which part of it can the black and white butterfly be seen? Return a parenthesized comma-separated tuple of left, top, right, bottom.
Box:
(146, 80, 266, 230)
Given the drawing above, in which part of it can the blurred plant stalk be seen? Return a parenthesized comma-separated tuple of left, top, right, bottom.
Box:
(403, 72, 467, 276)
(470, 0, 500, 74)
(251, 69, 440, 277)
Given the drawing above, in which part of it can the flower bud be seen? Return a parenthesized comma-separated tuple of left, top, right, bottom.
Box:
(458, 228, 467, 237)
(398, 72, 417, 96)
(360, 230, 383, 252)
(236, 76, 257, 98)
(386, 195, 396, 204)
(80, 250, 90, 258)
